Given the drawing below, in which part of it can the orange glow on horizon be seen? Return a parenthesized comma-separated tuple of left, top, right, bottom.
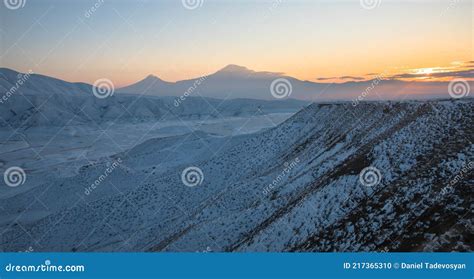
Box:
(313, 61, 473, 84)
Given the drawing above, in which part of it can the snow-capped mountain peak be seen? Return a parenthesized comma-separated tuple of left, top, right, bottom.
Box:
(215, 64, 255, 75)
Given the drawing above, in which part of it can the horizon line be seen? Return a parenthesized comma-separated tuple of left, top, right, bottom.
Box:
(1, 63, 473, 90)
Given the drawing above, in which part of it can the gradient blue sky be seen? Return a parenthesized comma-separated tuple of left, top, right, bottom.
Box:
(0, 0, 472, 86)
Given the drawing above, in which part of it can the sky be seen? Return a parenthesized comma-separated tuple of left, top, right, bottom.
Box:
(0, 0, 472, 87)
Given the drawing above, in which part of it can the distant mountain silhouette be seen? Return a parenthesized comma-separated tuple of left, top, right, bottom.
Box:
(116, 64, 463, 101)
(1, 66, 469, 101)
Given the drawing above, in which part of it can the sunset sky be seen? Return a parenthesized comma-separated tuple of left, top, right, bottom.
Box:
(0, 0, 472, 87)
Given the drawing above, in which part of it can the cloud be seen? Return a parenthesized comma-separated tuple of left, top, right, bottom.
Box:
(389, 69, 474, 80)
(316, 77, 334, 81)
(339, 76, 365, 80)
(316, 75, 366, 81)
(316, 61, 474, 83)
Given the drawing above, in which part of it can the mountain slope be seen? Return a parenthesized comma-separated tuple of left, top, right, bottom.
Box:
(0, 99, 471, 252)
(115, 74, 174, 95)
(0, 68, 307, 128)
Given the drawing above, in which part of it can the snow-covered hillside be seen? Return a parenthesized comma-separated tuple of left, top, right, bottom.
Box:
(0, 98, 471, 252)
(0, 68, 307, 128)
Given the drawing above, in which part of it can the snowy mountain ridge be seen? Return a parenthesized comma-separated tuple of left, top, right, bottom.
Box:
(0, 68, 307, 128)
